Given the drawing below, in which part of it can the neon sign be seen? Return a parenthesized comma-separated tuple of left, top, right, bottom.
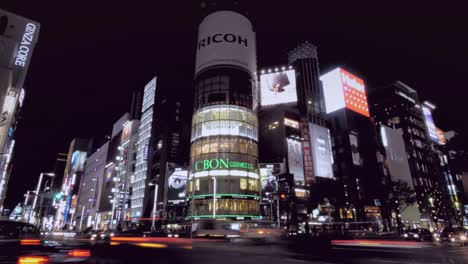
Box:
(194, 158, 253, 171)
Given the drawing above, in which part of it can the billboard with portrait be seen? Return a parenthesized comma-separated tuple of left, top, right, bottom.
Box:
(167, 169, 188, 205)
(287, 139, 305, 183)
(309, 124, 334, 179)
(260, 69, 297, 106)
(259, 163, 284, 202)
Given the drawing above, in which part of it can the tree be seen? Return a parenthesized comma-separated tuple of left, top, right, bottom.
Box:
(387, 180, 416, 232)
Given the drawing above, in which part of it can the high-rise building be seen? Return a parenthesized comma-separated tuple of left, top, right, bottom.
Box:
(321, 68, 387, 225)
(0, 9, 40, 211)
(370, 81, 446, 229)
(54, 138, 92, 230)
(130, 78, 156, 218)
(74, 142, 109, 231)
(257, 43, 333, 230)
(188, 7, 260, 220)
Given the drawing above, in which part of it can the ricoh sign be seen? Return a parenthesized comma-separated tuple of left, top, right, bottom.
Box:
(195, 11, 256, 75)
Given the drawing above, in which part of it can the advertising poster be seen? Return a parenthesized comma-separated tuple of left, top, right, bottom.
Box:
(309, 124, 334, 179)
(436, 128, 446, 145)
(167, 170, 188, 205)
(287, 138, 305, 183)
(260, 69, 297, 106)
(300, 118, 314, 183)
(71, 151, 87, 172)
(422, 106, 438, 143)
(259, 163, 284, 202)
(349, 133, 361, 166)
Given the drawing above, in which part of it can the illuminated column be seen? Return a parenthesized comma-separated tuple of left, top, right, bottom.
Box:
(188, 10, 260, 220)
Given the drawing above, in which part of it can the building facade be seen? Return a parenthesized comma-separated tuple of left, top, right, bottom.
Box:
(0, 9, 40, 211)
(188, 9, 260, 220)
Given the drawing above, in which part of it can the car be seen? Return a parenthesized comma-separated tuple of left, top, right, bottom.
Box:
(402, 228, 433, 241)
(192, 220, 240, 239)
(0, 220, 92, 263)
(435, 227, 467, 244)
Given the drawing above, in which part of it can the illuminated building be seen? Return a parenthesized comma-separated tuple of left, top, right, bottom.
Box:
(188, 7, 260, 220)
(54, 138, 93, 230)
(370, 81, 447, 228)
(0, 9, 40, 211)
(258, 43, 333, 229)
(74, 142, 109, 231)
(321, 67, 387, 224)
(130, 78, 156, 218)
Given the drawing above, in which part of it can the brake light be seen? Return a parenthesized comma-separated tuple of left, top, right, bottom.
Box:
(20, 239, 41, 246)
(17, 256, 49, 264)
(67, 249, 91, 258)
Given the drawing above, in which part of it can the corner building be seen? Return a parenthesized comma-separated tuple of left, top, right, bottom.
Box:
(188, 10, 260, 219)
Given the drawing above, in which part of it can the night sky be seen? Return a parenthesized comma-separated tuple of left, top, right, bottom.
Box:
(2, 1, 467, 209)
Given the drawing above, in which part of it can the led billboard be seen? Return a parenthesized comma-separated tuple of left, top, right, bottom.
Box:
(71, 151, 87, 172)
(287, 138, 305, 183)
(436, 128, 446, 145)
(259, 163, 284, 202)
(422, 106, 438, 143)
(320, 68, 369, 117)
(309, 124, 334, 179)
(167, 169, 188, 205)
(260, 69, 297, 106)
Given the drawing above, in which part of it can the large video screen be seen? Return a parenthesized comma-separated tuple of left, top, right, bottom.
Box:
(260, 69, 297, 106)
(309, 124, 334, 179)
(167, 170, 188, 205)
(287, 138, 305, 183)
(320, 68, 369, 117)
(259, 163, 284, 202)
(71, 151, 87, 172)
(422, 106, 438, 143)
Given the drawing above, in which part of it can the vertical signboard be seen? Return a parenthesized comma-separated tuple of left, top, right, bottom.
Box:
(0, 91, 17, 149)
(287, 138, 305, 184)
(422, 106, 438, 143)
(300, 118, 314, 183)
(309, 124, 334, 179)
(167, 169, 188, 205)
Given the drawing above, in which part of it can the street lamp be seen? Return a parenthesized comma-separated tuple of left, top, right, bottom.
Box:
(149, 181, 158, 231)
(212, 176, 217, 219)
(31, 173, 55, 217)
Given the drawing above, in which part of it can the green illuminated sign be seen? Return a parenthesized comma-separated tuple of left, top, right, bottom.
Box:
(194, 158, 253, 171)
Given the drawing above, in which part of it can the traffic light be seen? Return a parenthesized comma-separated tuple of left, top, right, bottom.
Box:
(280, 194, 286, 199)
(54, 192, 63, 199)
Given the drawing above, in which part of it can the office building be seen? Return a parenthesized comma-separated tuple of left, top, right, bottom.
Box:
(188, 7, 260, 220)
(321, 68, 387, 226)
(0, 9, 40, 210)
(370, 81, 446, 229)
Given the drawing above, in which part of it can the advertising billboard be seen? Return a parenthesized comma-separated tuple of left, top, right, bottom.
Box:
(260, 69, 297, 106)
(259, 163, 284, 202)
(320, 68, 369, 117)
(422, 106, 438, 143)
(309, 124, 334, 179)
(436, 128, 446, 145)
(71, 151, 87, 172)
(0, 91, 18, 149)
(195, 11, 256, 75)
(167, 169, 188, 205)
(287, 138, 305, 183)
(300, 118, 314, 183)
(380, 126, 413, 188)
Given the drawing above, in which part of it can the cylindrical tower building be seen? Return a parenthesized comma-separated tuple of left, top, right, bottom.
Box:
(188, 8, 260, 220)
